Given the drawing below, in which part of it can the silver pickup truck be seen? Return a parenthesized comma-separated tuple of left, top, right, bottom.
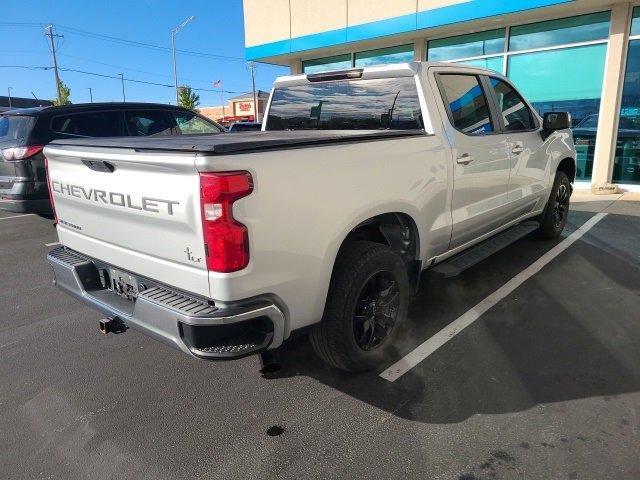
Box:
(45, 62, 576, 372)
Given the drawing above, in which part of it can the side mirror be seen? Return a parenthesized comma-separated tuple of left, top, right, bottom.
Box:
(543, 112, 572, 131)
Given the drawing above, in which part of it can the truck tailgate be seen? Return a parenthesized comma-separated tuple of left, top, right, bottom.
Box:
(44, 145, 210, 297)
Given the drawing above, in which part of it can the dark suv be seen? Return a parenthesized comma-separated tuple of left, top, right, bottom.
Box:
(0, 102, 223, 214)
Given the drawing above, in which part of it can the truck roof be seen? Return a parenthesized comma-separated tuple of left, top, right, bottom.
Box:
(273, 60, 499, 87)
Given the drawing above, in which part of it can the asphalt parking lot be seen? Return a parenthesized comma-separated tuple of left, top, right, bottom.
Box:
(1, 192, 639, 480)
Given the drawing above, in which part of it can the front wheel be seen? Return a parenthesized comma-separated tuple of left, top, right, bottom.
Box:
(310, 241, 411, 373)
(536, 171, 571, 239)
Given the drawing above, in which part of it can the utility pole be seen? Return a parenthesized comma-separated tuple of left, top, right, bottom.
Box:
(247, 62, 259, 122)
(7, 87, 12, 110)
(44, 25, 63, 103)
(87, 87, 93, 103)
(171, 16, 196, 104)
(119, 74, 125, 101)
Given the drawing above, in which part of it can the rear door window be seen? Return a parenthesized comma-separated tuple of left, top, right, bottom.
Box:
(125, 110, 174, 136)
(0, 115, 36, 142)
(437, 74, 494, 135)
(51, 111, 121, 137)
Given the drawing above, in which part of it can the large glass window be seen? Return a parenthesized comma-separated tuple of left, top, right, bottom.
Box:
(508, 44, 607, 180)
(612, 39, 640, 185)
(266, 77, 423, 131)
(508, 12, 611, 52)
(632, 7, 640, 36)
(437, 74, 493, 135)
(453, 57, 503, 73)
(302, 54, 352, 74)
(428, 29, 505, 61)
(355, 44, 413, 68)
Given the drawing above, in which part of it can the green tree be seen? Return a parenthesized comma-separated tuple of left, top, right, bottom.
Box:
(53, 78, 71, 106)
(177, 85, 200, 110)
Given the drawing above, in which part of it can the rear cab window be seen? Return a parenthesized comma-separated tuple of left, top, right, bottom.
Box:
(51, 111, 121, 138)
(265, 77, 423, 130)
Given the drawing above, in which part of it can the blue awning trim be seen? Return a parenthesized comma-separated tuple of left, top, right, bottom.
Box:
(245, 0, 573, 61)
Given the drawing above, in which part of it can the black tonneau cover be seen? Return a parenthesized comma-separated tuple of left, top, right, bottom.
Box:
(49, 129, 426, 155)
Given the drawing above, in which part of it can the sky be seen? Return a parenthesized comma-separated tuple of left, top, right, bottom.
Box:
(1, 0, 289, 106)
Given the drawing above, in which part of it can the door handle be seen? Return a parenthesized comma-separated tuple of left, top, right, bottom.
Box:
(511, 142, 525, 155)
(456, 153, 474, 165)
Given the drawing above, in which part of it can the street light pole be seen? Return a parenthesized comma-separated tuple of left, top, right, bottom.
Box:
(171, 16, 196, 104)
(88, 87, 93, 103)
(119, 74, 125, 102)
(247, 62, 259, 122)
(7, 87, 12, 110)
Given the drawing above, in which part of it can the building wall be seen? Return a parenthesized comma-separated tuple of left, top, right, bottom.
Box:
(243, 0, 586, 62)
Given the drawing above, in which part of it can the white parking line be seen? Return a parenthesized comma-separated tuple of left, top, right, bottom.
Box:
(380, 212, 608, 382)
(45, 241, 60, 247)
(0, 214, 36, 221)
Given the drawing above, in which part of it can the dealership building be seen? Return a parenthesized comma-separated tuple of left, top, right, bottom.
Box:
(243, 0, 640, 192)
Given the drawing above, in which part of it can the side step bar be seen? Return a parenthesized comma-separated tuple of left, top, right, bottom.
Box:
(430, 221, 540, 278)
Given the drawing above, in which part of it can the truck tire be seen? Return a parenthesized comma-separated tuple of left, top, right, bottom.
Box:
(536, 171, 571, 239)
(310, 241, 410, 373)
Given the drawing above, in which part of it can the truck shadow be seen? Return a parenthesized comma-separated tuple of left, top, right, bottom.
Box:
(268, 211, 640, 424)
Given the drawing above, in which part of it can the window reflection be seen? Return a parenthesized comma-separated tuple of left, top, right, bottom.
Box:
(508, 12, 611, 52)
(453, 57, 503, 74)
(354, 45, 413, 68)
(428, 29, 505, 61)
(266, 78, 423, 131)
(302, 55, 352, 74)
(508, 44, 607, 180)
(612, 39, 640, 184)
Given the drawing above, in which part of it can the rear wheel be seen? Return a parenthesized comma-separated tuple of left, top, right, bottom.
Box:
(536, 171, 571, 239)
(310, 241, 410, 373)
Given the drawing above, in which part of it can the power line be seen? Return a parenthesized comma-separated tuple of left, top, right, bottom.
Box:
(54, 24, 245, 62)
(0, 64, 249, 93)
(1, 22, 245, 62)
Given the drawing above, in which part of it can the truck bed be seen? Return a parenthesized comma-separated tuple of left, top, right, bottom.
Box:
(49, 129, 426, 154)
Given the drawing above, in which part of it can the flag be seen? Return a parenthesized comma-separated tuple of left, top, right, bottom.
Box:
(213, 80, 221, 88)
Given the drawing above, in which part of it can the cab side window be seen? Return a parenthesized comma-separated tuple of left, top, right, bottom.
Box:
(437, 74, 494, 135)
(125, 110, 173, 136)
(488, 78, 535, 132)
(51, 111, 121, 137)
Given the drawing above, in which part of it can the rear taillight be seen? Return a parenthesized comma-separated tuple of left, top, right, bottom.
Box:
(200, 171, 253, 273)
(1, 145, 44, 161)
(44, 156, 58, 225)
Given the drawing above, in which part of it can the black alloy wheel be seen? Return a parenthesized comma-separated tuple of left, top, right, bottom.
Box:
(353, 271, 400, 351)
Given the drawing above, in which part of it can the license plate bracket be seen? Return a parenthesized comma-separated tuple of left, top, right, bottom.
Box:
(108, 268, 138, 301)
